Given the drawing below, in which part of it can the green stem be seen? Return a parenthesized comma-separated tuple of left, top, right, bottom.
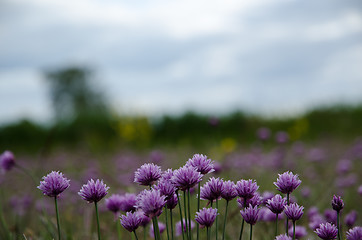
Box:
(165, 206, 170, 240)
(337, 211, 341, 240)
(215, 199, 218, 240)
(95, 202, 101, 240)
(0, 191, 11, 240)
(116, 217, 122, 240)
(197, 182, 201, 240)
(292, 221, 295, 240)
(177, 192, 185, 240)
(144, 226, 146, 240)
(286, 193, 289, 234)
(275, 213, 278, 237)
(54, 197, 61, 240)
(153, 216, 162, 240)
(207, 227, 210, 240)
(187, 189, 192, 240)
(170, 209, 174, 240)
(183, 191, 189, 240)
(222, 201, 229, 240)
(134, 230, 139, 240)
(239, 219, 244, 240)
(249, 224, 252, 240)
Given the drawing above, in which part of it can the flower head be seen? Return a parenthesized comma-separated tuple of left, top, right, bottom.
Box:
(274, 171, 301, 194)
(200, 177, 223, 201)
(331, 195, 344, 212)
(166, 193, 178, 209)
(288, 225, 307, 239)
(275, 234, 292, 240)
(120, 211, 141, 232)
(155, 179, 176, 199)
(345, 210, 358, 228)
(136, 210, 151, 227)
(221, 180, 237, 201)
(186, 154, 214, 175)
(266, 194, 287, 214)
(136, 189, 166, 218)
(119, 193, 137, 212)
(235, 179, 259, 200)
(171, 165, 202, 191)
(0, 150, 15, 171)
(105, 194, 123, 214)
(78, 179, 109, 203)
(195, 207, 218, 228)
(37, 171, 70, 197)
(284, 203, 304, 221)
(240, 204, 260, 225)
(346, 226, 362, 240)
(237, 193, 262, 208)
(315, 222, 338, 240)
(134, 163, 162, 186)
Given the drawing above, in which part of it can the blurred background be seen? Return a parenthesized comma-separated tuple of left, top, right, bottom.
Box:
(1, 0, 362, 153)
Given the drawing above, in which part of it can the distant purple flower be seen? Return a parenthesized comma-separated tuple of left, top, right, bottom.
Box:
(261, 191, 275, 205)
(120, 211, 141, 232)
(301, 187, 311, 198)
(186, 154, 214, 175)
(324, 209, 337, 224)
(257, 127, 271, 141)
(105, 194, 123, 214)
(260, 207, 284, 222)
(288, 225, 307, 239)
(307, 206, 320, 220)
(274, 171, 301, 194)
(134, 163, 162, 186)
(171, 166, 202, 191)
(308, 148, 326, 162)
(275, 131, 289, 144)
(315, 222, 338, 240)
(275, 234, 292, 240)
(149, 221, 166, 237)
(235, 179, 259, 200)
(358, 185, 362, 196)
(200, 177, 223, 201)
(166, 193, 178, 209)
(38, 171, 70, 197)
(78, 179, 109, 203)
(0, 150, 15, 171)
(221, 180, 237, 201)
(309, 215, 325, 231)
(266, 194, 287, 214)
(149, 150, 164, 164)
(136, 210, 151, 227)
(346, 226, 362, 240)
(237, 193, 262, 208)
(336, 159, 352, 175)
(176, 219, 195, 236)
(119, 193, 137, 212)
(345, 210, 358, 228)
(331, 195, 344, 212)
(240, 204, 260, 225)
(284, 203, 304, 221)
(195, 207, 218, 228)
(136, 189, 166, 218)
(9, 195, 33, 216)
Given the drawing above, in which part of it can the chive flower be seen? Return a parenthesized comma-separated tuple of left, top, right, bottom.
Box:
(136, 189, 166, 218)
(38, 171, 70, 197)
(284, 203, 304, 221)
(240, 204, 260, 225)
(134, 163, 162, 186)
(346, 226, 362, 240)
(195, 207, 218, 228)
(120, 211, 142, 232)
(275, 234, 292, 240)
(266, 194, 287, 214)
(78, 179, 109, 203)
(331, 195, 344, 212)
(200, 177, 223, 201)
(288, 225, 307, 239)
(0, 150, 15, 172)
(315, 223, 338, 240)
(235, 179, 259, 200)
(171, 165, 202, 191)
(119, 193, 137, 212)
(105, 194, 123, 214)
(221, 180, 238, 201)
(274, 171, 301, 194)
(186, 154, 214, 175)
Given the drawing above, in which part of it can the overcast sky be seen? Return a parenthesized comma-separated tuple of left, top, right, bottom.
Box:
(1, 0, 362, 124)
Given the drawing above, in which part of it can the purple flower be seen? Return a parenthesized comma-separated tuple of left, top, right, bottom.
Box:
(358, 185, 362, 196)
(346, 226, 362, 240)
(331, 195, 344, 212)
(221, 180, 237, 201)
(0, 150, 15, 171)
(284, 203, 304, 221)
(195, 207, 218, 228)
(235, 179, 259, 200)
(186, 154, 214, 175)
(345, 210, 358, 228)
(240, 204, 260, 225)
(288, 225, 307, 239)
(120, 211, 141, 232)
(119, 193, 137, 212)
(149, 221, 166, 237)
(136, 210, 151, 227)
(275, 234, 292, 240)
(266, 194, 287, 214)
(38, 171, 70, 197)
(78, 179, 109, 203)
(134, 163, 162, 186)
(274, 171, 301, 194)
(166, 193, 178, 209)
(260, 207, 284, 222)
(136, 189, 166, 218)
(237, 193, 262, 208)
(160, 169, 174, 181)
(324, 209, 337, 224)
(200, 177, 223, 201)
(275, 131, 289, 144)
(307, 206, 320, 220)
(171, 166, 202, 191)
(176, 219, 195, 236)
(105, 194, 123, 214)
(257, 127, 271, 141)
(261, 191, 275, 205)
(315, 222, 338, 240)
(155, 179, 176, 199)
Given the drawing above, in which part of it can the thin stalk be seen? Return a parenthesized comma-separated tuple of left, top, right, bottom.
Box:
(275, 213, 278, 237)
(170, 209, 174, 240)
(165, 206, 170, 240)
(337, 212, 341, 240)
(292, 221, 296, 240)
(249, 224, 253, 240)
(197, 182, 201, 240)
(183, 191, 189, 240)
(152, 217, 158, 240)
(215, 199, 218, 240)
(153, 216, 162, 240)
(187, 189, 192, 240)
(207, 227, 210, 240)
(95, 202, 101, 240)
(54, 196, 61, 240)
(134, 231, 139, 240)
(239, 220, 244, 240)
(222, 200, 229, 240)
(177, 192, 185, 240)
(116, 218, 122, 240)
(286, 193, 290, 234)
(0, 193, 11, 240)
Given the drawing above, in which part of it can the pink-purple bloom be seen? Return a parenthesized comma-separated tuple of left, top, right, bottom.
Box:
(186, 154, 214, 175)
(0, 150, 15, 172)
(221, 180, 237, 201)
(315, 222, 338, 240)
(288, 225, 307, 239)
(119, 193, 137, 212)
(266, 194, 287, 214)
(120, 211, 142, 232)
(346, 226, 362, 240)
(38, 171, 70, 197)
(331, 195, 344, 212)
(237, 193, 262, 208)
(275, 234, 292, 240)
(345, 210, 358, 228)
(171, 165, 202, 191)
(240, 204, 260, 225)
(274, 171, 301, 194)
(78, 179, 109, 203)
(235, 179, 259, 200)
(134, 163, 162, 186)
(136, 189, 166, 218)
(105, 194, 123, 214)
(284, 203, 304, 221)
(200, 177, 223, 201)
(195, 207, 218, 228)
